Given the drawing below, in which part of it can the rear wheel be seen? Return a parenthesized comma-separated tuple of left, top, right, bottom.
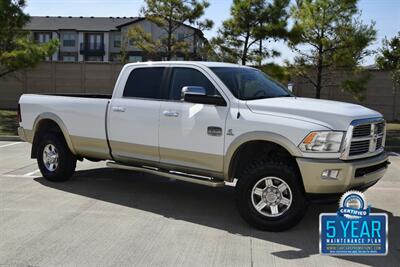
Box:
(235, 159, 308, 231)
(37, 133, 76, 181)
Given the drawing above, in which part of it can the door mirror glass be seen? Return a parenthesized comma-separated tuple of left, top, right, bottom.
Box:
(182, 86, 226, 106)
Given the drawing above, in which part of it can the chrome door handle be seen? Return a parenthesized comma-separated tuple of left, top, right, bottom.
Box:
(163, 110, 179, 117)
(112, 106, 126, 112)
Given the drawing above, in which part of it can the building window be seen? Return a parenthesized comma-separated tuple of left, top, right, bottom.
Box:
(85, 33, 103, 50)
(129, 56, 142, 62)
(62, 34, 76, 47)
(177, 33, 185, 41)
(114, 35, 121, 48)
(35, 33, 51, 43)
(63, 55, 76, 62)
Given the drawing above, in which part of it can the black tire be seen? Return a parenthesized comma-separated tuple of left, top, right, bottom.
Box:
(37, 133, 76, 182)
(235, 159, 308, 231)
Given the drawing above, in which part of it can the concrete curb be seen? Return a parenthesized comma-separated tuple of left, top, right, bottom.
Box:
(0, 136, 22, 141)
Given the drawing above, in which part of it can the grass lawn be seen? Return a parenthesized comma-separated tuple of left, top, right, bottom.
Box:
(0, 109, 399, 150)
(386, 123, 400, 149)
(0, 109, 18, 136)
(387, 123, 400, 132)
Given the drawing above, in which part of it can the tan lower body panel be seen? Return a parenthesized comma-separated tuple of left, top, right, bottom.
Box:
(70, 135, 110, 160)
(159, 147, 223, 173)
(110, 140, 159, 162)
(110, 140, 224, 178)
(21, 129, 224, 178)
(296, 152, 389, 194)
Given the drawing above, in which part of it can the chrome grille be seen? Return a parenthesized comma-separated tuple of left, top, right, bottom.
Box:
(376, 122, 385, 134)
(376, 137, 383, 148)
(341, 118, 386, 160)
(352, 124, 371, 137)
(349, 140, 370, 156)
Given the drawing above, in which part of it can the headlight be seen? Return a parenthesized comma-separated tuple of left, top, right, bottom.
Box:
(299, 131, 344, 152)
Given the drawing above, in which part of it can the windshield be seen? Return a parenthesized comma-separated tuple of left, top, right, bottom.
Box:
(210, 67, 293, 100)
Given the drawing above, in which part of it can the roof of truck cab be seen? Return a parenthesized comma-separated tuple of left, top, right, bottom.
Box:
(124, 61, 253, 68)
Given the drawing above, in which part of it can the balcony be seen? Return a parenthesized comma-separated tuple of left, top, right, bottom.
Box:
(79, 43, 105, 56)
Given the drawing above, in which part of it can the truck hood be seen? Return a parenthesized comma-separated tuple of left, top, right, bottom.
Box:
(246, 97, 382, 130)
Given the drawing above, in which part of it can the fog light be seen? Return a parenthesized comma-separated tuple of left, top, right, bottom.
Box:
(321, 169, 340, 179)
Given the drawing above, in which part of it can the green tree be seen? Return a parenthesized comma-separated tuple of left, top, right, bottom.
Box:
(212, 0, 290, 65)
(128, 0, 213, 61)
(288, 0, 376, 100)
(376, 32, 400, 88)
(260, 63, 290, 84)
(0, 0, 58, 78)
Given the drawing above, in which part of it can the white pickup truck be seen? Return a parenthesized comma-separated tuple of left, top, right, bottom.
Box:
(18, 61, 389, 231)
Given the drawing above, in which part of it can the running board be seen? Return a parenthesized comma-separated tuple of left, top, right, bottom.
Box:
(106, 162, 225, 188)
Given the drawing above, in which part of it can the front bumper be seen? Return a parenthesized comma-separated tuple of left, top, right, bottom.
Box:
(296, 152, 389, 194)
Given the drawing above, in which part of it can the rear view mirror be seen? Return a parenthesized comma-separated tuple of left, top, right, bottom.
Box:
(181, 86, 226, 106)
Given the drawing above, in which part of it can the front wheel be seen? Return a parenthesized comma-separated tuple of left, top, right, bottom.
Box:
(37, 133, 76, 182)
(235, 159, 308, 231)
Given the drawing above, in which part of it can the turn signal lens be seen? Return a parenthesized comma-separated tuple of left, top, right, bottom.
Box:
(302, 132, 317, 144)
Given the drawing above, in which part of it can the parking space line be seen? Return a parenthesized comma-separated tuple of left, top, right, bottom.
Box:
(3, 174, 40, 178)
(23, 169, 40, 177)
(0, 142, 22, 148)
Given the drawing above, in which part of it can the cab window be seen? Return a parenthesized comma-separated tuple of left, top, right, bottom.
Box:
(123, 67, 166, 99)
(169, 68, 219, 100)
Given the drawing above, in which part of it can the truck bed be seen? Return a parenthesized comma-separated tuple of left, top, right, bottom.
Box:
(19, 94, 111, 159)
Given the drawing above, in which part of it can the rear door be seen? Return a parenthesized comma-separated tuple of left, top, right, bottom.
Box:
(108, 66, 167, 164)
(158, 66, 229, 175)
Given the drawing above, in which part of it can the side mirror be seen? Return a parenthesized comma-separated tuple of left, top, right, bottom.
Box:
(181, 86, 206, 98)
(181, 86, 227, 106)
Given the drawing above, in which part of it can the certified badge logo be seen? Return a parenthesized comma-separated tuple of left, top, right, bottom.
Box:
(319, 191, 388, 255)
(338, 191, 370, 219)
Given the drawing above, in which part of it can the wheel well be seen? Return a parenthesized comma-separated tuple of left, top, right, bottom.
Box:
(31, 119, 64, 158)
(229, 140, 301, 181)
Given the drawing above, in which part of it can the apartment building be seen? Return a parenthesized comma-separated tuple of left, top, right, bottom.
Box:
(25, 16, 207, 62)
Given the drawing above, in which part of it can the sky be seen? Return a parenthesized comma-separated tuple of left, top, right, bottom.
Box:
(24, 0, 400, 65)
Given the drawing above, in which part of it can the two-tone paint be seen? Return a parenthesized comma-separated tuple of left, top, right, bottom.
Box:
(18, 61, 388, 194)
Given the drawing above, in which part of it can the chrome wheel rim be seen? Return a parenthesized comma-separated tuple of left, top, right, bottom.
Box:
(251, 176, 292, 217)
(43, 144, 59, 172)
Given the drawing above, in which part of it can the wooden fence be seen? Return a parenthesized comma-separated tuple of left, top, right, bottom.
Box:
(0, 62, 399, 121)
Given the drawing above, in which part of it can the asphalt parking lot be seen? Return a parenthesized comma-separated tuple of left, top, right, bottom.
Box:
(0, 141, 399, 267)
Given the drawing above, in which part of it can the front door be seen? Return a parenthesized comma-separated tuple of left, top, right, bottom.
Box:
(159, 66, 229, 175)
(108, 66, 167, 164)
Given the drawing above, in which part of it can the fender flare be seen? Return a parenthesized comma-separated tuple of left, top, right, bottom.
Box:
(223, 131, 303, 180)
(32, 112, 77, 156)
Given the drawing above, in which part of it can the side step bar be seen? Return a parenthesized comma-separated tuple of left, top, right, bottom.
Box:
(106, 161, 225, 188)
